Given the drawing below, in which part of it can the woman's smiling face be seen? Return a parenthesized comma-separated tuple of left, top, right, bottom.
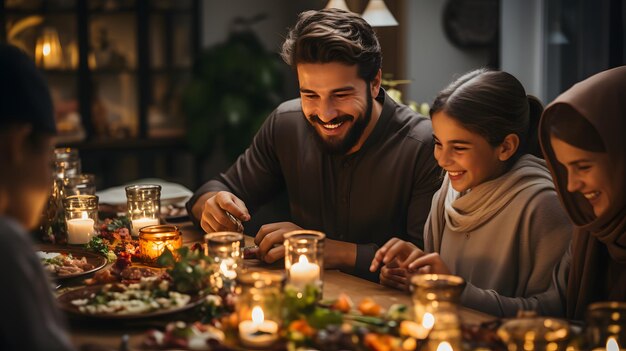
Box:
(550, 136, 614, 217)
(432, 111, 511, 192)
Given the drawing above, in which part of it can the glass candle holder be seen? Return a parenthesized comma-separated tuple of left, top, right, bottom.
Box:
(284, 230, 324, 293)
(586, 302, 626, 351)
(138, 225, 183, 265)
(205, 231, 244, 293)
(497, 317, 570, 351)
(125, 184, 161, 237)
(54, 147, 81, 180)
(236, 271, 285, 349)
(63, 173, 96, 196)
(410, 274, 465, 345)
(63, 195, 98, 245)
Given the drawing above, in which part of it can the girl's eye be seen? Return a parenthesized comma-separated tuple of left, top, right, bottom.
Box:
(454, 147, 468, 151)
(577, 165, 591, 171)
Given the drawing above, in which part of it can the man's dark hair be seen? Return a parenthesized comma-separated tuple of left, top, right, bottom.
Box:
(281, 8, 382, 82)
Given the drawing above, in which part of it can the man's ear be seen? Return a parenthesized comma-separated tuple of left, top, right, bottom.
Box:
(1, 124, 32, 165)
(370, 69, 382, 97)
(498, 133, 520, 161)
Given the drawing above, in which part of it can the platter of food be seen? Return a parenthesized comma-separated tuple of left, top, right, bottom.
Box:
(37, 245, 107, 280)
(57, 277, 204, 320)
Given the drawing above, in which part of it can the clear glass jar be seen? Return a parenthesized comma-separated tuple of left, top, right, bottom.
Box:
(497, 317, 570, 351)
(236, 271, 285, 349)
(205, 231, 244, 293)
(138, 224, 182, 265)
(586, 302, 626, 350)
(63, 195, 98, 245)
(54, 147, 81, 180)
(125, 184, 161, 236)
(411, 274, 465, 349)
(283, 230, 324, 293)
(63, 173, 96, 196)
(40, 147, 82, 243)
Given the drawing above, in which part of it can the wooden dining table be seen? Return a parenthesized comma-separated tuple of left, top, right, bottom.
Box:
(65, 222, 496, 350)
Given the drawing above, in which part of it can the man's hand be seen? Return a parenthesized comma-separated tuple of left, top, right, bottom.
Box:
(199, 191, 250, 233)
(369, 237, 420, 272)
(255, 223, 357, 270)
(254, 222, 302, 263)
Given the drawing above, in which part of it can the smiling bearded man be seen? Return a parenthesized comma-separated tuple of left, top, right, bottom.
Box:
(187, 8, 441, 281)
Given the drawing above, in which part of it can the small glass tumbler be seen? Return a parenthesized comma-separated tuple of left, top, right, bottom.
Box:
(125, 184, 161, 237)
(236, 271, 285, 349)
(284, 230, 325, 294)
(205, 231, 244, 293)
(54, 147, 81, 180)
(63, 173, 96, 196)
(63, 195, 98, 245)
(497, 317, 570, 351)
(586, 302, 626, 351)
(138, 224, 183, 265)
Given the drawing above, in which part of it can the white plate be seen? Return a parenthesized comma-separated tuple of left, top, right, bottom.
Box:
(96, 178, 193, 206)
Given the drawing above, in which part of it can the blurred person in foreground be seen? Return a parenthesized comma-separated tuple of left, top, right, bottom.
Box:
(538, 66, 626, 319)
(0, 44, 75, 351)
(187, 8, 440, 281)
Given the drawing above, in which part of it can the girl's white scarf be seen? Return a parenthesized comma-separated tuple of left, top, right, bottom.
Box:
(425, 154, 555, 252)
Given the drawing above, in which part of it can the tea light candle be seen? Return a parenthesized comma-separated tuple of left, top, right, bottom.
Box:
(289, 254, 320, 287)
(239, 306, 278, 348)
(593, 336, 624, 351)
(220, 258, 237, 280)
(131, 217, 160, 236)
(67, 214, 95, 244)
(436, 341, 453, 351)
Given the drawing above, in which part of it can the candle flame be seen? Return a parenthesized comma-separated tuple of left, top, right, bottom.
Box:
(607, 336, 619, 351)
(251, 306, 264, 324)
(436, 341, 453, 351)
(422, 312, 435, 329)
(81, 212, 89, 220)
(43, 42, 51, 56)
(298, 255, 309, 264)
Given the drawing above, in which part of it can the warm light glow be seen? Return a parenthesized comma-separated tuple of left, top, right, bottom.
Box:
(607, 336, 619, 351)
(436, 341, 453, 351)
(299, 255, 309, 264)
(251, 306, 264, 325)
(422, 312, 435, 329)
(220, 259, 237, 279)
(43, 43, 51, 56)
(81, 212, 89, 220)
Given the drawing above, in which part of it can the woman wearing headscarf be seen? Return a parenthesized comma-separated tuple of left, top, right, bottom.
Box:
(539, 66, 626, 320)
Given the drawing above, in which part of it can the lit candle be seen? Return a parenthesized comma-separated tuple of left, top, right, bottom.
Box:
(67, 213, 95, 244)
(436, 341, 453, 351)
(593, 336, 624, 351)
(289, 254, 320, 288)
(238, 306, 278, 348)
(131, 217, 160, 236)
(220, 258, 237, 280)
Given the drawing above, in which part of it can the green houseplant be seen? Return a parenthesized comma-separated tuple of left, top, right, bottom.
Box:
(183, 15, 284, 160)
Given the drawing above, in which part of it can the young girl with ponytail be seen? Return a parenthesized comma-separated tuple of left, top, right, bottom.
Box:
(370, 69, 572, 317)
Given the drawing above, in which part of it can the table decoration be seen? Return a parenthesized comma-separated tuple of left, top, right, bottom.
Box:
(138, 224, 182, 265)
(236, 271, 284, 348)
(497, 317, 570, 351)
(41, 147, 82, 244)
(205, 231, 243, 294)
(586, 302, 626, 351)
(63, 173, 96, 196)
(282, 230, 324, 323)
(63, 194, 98, 244)
(125, 184, 161, 236)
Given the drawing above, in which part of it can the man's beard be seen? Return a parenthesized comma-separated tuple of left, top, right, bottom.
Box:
(308, 86, 373, 155)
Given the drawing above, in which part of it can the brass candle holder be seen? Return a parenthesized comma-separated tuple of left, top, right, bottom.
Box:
(138, 225, 182, 265)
